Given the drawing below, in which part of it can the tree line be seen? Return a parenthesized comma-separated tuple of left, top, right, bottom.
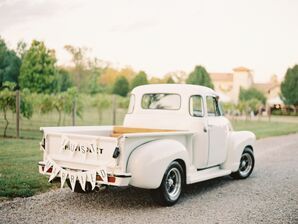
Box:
(1, 36, 297, 136)
(0, 37, 217, 96)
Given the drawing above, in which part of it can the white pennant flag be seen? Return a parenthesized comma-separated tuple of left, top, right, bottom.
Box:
(77, 172, 87, 191)
(60, 169, 68, 189)
(44, 159, 53, 173)
(97, 167, 108, 183)
(87, 171, 96, 190)
(49, 164, 61, 182)
(68, 172, 77, 191)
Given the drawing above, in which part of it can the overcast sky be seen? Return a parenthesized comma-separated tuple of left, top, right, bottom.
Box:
(1, 0, 297, 82)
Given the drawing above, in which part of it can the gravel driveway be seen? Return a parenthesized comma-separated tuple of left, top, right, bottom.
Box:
(1, 134, 297, 224)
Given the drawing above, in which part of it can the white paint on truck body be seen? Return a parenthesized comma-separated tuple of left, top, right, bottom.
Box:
(39, 84, 255, 190)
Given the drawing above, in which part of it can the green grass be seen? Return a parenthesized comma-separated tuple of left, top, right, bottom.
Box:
(0, 138, 57, 198)
(231, 120, 298, 139)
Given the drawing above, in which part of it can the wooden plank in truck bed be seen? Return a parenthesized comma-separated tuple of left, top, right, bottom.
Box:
(111, 126, 176, 137)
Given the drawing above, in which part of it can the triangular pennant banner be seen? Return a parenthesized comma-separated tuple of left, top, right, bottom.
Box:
(77, 172, 87, 191)
(69, 172, 77, 191)
(87, 171, 96, 190)
(60, 169, 68, 189)
(49, 164, 61, 182)
(97, 167, 108, 183)
(44, 159, 53, 173)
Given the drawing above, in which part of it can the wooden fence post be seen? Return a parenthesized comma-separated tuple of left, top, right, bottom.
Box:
(16, 89, 20, 139)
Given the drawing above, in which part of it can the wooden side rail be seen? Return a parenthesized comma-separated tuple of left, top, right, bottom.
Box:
(111, 126, 176, 138)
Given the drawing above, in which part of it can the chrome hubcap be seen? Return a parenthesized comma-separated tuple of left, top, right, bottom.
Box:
(239, 152, 253, 177)
(166, 167, 181, 201)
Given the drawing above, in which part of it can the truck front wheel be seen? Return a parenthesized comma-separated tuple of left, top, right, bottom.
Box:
(151, 161, 184, 206)
(231, 147, 255, 179)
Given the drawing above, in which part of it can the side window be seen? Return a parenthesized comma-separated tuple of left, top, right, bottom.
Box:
(127, 94, 135, 114)
(190, 95, 204, 117)
(206, 96, 221, 116)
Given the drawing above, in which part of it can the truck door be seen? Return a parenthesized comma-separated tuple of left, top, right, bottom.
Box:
(190, 95, 209, 169)
(206, 96, 228, 166)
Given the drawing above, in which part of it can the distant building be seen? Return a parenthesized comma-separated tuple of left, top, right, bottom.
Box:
(209, 67, 282, 106)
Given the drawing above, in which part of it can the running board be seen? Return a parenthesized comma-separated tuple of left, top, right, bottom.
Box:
(187, 166, 231, 184)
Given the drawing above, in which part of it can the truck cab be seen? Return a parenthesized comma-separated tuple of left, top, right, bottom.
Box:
(125, 84, 231, 168)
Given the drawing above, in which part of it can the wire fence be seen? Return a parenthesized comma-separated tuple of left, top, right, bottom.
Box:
(0, 105, 127, 140)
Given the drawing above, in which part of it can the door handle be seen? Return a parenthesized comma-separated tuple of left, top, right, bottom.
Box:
(203, 127, 208, 132)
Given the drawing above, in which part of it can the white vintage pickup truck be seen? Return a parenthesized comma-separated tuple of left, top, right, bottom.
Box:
(39, 84, 255, 206)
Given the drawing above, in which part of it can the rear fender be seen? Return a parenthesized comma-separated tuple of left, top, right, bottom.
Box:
(222, 131, 256, 171)
(127, 139, 189, 189)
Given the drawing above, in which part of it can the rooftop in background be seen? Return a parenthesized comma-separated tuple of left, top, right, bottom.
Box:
(210, 73, 233, 82)
(233, 67, 251, 72)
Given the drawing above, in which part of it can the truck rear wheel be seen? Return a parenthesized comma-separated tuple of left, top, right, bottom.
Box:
(231, 147, 255, 179)
(151, 161, 184, 206)
(66, 180, 93, 193)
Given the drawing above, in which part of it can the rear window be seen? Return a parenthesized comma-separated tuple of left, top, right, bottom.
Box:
(141, 93, 181, 110)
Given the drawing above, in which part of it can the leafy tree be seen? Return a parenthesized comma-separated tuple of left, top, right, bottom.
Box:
(19, 40, 57, 93)
(281, 65, 298, 106)
(40, 94, 64, 126)
(117, 95, 130, 109)
(236, 101, 248, 116)
(64, 45, 88, 90)
(0, 38, 9, 86)
(0, 82, 33, 136)
(236, 99, 262, 120)
(40, 87, 83, 126)
(171, 71, 187, 84)
(86, 63, 104, 94)
(186, 65, 214, 89)
(0, 37, 21, 86)
(56, 68, 73, 92)
(92, 94, 111, 123)
(130, 71, 148, 90)
(166, 76, 175, 84)
(40, 94, 54, 114)
(239, 87, 266, 105)
(113, 76, 129, 97)
(16, 40, 28, 59)
(119, 67, 136, 82)
(0, 85, 15, 136)
(63, 87, 83, 120)
(221, 102, 236, 115)
(100, 67, 119, 86)
(150, 77, 164, 84)
(247, 98, 262, 113)
(20, 88, 34, 120)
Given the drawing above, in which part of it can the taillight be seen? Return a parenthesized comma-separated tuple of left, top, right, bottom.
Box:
(41, 166, 52, 173)
(96, 175, 116, 183)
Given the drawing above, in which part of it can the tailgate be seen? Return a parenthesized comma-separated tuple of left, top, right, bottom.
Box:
(39, 130, 132, 190)
(43, 132, 118, 171)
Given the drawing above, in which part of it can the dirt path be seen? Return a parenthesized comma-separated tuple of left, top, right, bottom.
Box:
(0, 134, 297, 224)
